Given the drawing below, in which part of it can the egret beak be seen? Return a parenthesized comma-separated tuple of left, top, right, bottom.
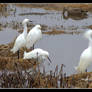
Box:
(29, 21, 32, 22)
(38, 26, 41, 30)
(47, 57, 52, 63)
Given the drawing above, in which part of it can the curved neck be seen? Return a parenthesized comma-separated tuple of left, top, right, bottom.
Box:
(88, 38, 92, 49)
(23, 23, 27, 37)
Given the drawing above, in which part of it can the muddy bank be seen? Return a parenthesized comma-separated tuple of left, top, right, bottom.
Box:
(42, 29, 81, 35)
(15, 3, 92, 11)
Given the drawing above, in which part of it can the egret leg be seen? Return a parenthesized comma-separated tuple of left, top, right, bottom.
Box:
(17, 50, 20, 59)
(37, 52, 38, 62)
(30, 44, 34, 50)
(48, 57, 52, 63)
(85, 69, 87, 72)
(33, 44, 34, 50)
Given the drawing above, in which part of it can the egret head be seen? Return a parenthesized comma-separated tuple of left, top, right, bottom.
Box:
(22, 18, 31, 25)
(35, 25, 41, 30)
(43, 51, 49, 57)
(43, 51, 52, 63)
(84, 29, 92, 40)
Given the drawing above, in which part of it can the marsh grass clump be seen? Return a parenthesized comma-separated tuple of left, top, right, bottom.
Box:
(0, 42, 92, 88)
(0, 55, 92, 88)
(0, 4, 10, 18)
(0, 4, 7, 11)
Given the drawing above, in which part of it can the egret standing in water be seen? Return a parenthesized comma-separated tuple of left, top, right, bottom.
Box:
(23, 48, 52, 64)
(11, 18, 31, 59)
(75, 29, 92, 73)
(26, 25, 42, 50)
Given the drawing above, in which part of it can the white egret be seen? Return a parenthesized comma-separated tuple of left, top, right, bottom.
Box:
(26, 25, 42, 50)
(11, 18, 31, 59)
(23, 48, 52, 63)
(75, 29, 92, 73)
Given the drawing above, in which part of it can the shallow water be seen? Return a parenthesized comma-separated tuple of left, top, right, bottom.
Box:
(35, 34, 89, 76)
(0, 28, 19, 44)
(1, 4, 92, 76)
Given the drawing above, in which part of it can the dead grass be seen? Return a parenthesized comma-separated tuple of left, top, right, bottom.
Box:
(0, 4, 7, 8)
(66, 72, 92, 88)
(87, 25, 92, 29)
(1, 42, 92, 88)
(0, 39, 39, 71)
(0, 4, 7, 12)
(0, 56, 38, 71)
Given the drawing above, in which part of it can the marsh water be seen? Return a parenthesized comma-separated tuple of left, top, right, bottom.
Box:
(1, 4, 92, 76)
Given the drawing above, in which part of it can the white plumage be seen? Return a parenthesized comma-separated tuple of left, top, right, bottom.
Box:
(11, 18, 30, 54)
(23, 48, 51, 63)
(75, 29, 92, 73)
(26, 25, 42, 49)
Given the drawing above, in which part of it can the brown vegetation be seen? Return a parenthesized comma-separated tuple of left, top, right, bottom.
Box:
(15, 3, 92, 11)
(42, 29, 81, 35)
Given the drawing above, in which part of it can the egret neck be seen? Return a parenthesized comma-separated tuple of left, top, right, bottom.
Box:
(88, 34, 92, 47)
(88, 40, 92, 50)
(23, 23, 27, 38)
